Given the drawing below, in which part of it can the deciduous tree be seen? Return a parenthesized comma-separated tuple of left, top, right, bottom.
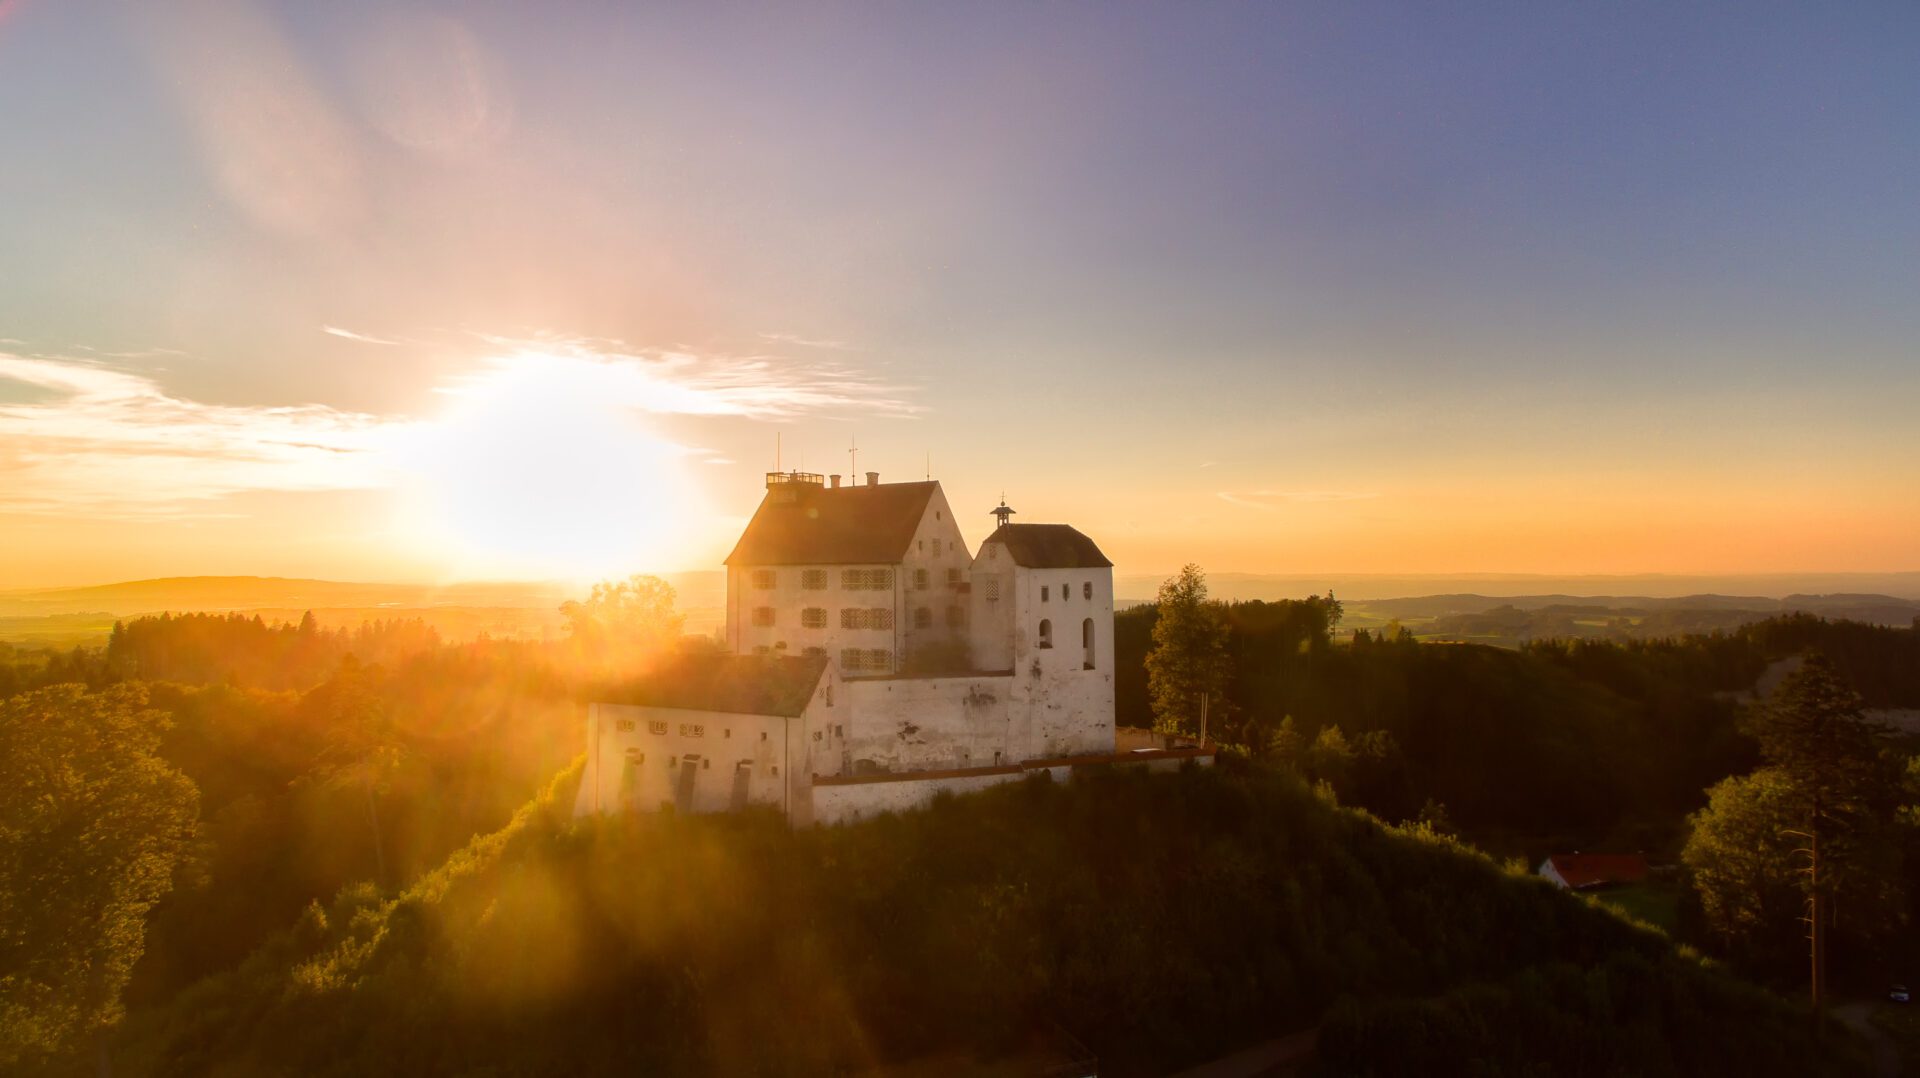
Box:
(0, 684, 197, 1066)
(1144, 564, 1229, 739)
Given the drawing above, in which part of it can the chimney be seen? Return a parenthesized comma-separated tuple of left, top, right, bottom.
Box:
(829, 474, 841, 489)
(866, 471, 880, 486)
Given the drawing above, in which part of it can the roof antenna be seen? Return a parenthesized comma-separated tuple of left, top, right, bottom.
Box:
(926, 451, 931, 481)
(848, 436, 859, 483)
(775, 431, 781, 473)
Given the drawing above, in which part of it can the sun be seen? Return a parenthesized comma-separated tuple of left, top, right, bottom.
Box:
(391, 351, 711, 581)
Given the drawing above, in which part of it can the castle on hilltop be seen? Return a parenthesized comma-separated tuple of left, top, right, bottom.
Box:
(575, 469, 1210, 825)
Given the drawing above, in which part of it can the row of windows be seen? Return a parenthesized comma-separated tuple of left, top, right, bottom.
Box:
(753, 605, 966, 630)
(752, 567, 968, 592)
(614, 718, 775, 742)
(840, 648, 893, 673)
(1040, 582, 1096, 602)
(621, 750, 784, 777)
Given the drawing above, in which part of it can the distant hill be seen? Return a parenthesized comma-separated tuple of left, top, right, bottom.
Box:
(0, 573, 732, 646)
(0, 572, 730, 618)
(1116, 571, 1920, 605)
(0, 576, 571, 617)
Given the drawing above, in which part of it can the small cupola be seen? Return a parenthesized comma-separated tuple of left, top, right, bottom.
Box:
(990, 499, 1016, 529)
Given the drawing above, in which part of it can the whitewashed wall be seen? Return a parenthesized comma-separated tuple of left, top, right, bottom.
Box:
(578, 665, 842, 821)
(842, 673, 1014, 773)
(1005, 564, 1116, 760)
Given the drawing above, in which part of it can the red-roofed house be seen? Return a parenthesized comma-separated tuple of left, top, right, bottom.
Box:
(1537, 852, 1649, 890)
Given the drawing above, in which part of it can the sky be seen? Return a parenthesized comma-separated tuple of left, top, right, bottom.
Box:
(1, 0, 1916, 588)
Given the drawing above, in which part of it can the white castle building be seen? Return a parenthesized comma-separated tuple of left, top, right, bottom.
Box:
(575, 469, 1202, 825)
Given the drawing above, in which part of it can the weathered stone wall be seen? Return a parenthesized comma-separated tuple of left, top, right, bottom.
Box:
(842, 673, 1015, 773)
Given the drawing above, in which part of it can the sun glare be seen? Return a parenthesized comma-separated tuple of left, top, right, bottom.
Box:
(393, 350, 708, 581)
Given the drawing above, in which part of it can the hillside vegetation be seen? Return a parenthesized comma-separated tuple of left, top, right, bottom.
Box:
(112, 761, 1859, 1077)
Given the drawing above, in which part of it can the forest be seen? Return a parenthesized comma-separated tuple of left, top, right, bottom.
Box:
(3, 578, 1916, 1073)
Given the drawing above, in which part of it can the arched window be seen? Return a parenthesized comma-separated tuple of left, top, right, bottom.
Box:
(1037, 619, 1053, 649)
(1082, 618, 1095, 670)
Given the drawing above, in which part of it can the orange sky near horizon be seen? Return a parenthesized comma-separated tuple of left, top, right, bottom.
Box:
(2, 4, 1917, 590)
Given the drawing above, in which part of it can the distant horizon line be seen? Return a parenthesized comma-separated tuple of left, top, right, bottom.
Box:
(6, 568, 1918, 596)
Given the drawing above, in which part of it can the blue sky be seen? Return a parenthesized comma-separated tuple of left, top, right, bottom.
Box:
(1, 0, 1915, 585)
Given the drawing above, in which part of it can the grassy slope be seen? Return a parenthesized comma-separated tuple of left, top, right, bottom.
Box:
(114, 761, 1866, 1077)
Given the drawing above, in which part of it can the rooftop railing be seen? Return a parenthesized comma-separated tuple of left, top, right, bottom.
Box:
(764, 471, 825, 487)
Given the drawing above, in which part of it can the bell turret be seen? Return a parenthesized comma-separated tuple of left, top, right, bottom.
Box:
(990, 499, 1015, 529)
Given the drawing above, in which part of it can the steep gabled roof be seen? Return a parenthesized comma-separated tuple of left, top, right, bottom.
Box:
(725, 481, 939, 566)
(592, 653, 828, 717)
(981, 523, 1112, 569)
(1545, 853, 1648, 889)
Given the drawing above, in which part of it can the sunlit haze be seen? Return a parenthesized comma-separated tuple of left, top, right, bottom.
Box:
(2, 1, 1916, 588)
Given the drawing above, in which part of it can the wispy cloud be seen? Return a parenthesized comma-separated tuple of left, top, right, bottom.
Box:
(323, 325, 405, 346)
(464, 333, 916, 419)
(0, 354, 396, 518)
(758, 331, 851, 351)
(1217, 489, 1380, 511)
(0, 336, 916, 518)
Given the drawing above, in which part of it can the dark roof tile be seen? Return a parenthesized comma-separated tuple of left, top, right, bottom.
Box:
(983, 523, 1113, 569)
(593, 653, 827, 717)
(725, 481, 939, 566)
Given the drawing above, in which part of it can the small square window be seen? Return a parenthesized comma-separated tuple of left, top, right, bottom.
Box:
(802, 569, 828, 590)
(615, 718, 636, 733)
(751, 569, 776, 590)
(752, 606, 776, 627)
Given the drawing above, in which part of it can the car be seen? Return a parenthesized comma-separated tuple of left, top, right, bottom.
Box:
(1892, 984, 1911, 1004)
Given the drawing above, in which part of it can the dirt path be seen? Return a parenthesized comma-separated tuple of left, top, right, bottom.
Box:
(1834, 1001, 1902, 1078)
